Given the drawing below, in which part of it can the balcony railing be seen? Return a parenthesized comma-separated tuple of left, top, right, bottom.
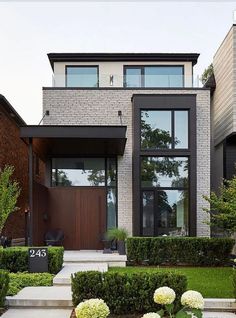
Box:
(51, 74, 202, 88)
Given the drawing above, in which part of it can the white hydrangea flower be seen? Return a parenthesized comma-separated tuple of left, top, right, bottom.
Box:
(153, 286, 176, 305)
(142, 313, 161, 318)
(75, 298, 110, 318)
(181, 290, 204, 310)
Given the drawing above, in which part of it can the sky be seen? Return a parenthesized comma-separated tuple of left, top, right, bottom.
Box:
(0, 1, 236, 124)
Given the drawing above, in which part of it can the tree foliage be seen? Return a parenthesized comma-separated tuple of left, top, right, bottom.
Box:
(201, 63, 214, 85)
(0, 166, 21, 234)
(203, 176, 236, 234)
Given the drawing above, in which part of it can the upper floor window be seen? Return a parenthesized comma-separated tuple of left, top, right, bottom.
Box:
(124, 66, 184, 88)
(141, 110, 189, 149)
(66, 66, 99, 87)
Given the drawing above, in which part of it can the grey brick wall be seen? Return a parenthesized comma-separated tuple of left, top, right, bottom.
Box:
(43, 88, 211, 237)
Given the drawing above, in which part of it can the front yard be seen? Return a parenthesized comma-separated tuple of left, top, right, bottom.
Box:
(109, 266, 233, 298)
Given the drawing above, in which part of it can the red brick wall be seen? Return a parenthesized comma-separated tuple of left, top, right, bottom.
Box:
(0, 109, 45, 238)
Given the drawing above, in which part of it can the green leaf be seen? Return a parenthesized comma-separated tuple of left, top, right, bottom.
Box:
(165, 303, 174, 312)
(176, 309, 192, 318)
(191, 308, 203, 318)
(157, 309, 164, 317)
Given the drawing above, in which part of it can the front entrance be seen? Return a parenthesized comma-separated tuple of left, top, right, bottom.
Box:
(47, 187, 106, 250)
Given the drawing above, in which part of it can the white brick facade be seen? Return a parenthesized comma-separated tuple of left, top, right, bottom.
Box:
(43, 88, 210, 237)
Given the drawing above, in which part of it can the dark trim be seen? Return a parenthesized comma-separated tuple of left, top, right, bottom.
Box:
(65, 65, 99, 88)
(132, 94, 197, 237)
(28, 138, 33, 246)
(20, 125, 127, 139)
(123, 65, 185, 88)
(48, 53, 200, 70)
(43, 87, 210, 91)
(0, 94, 26, 126)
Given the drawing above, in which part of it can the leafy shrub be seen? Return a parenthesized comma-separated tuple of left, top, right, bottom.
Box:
(7, 272, 53, 296)
(233, 270, 236, 298)
(0, 270, 9, 307)
(127, 237, 234, 266)
(72, 271, 187, 315)
(0, 247, 64, 274)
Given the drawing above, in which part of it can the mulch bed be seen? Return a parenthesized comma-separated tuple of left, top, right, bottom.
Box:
(70, 309, 142, 318)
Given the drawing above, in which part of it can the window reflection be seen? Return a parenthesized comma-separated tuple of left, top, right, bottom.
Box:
(142, 191, 154, 236)
(66, 66, 98, 87)
(141, 157, 189, 188)
(175, 111, 188, 149)
(107, 188, 117, 229)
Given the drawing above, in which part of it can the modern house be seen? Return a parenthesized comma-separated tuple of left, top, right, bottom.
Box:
(0, 94, 44, 242)
(205, 25, 236, 193)
(20, 53, 211, 250)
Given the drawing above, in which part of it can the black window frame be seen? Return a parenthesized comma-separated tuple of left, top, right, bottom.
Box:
(123, 65, 185, 88)
(65, 65, 99, 88)
(132, 94, 197, 237)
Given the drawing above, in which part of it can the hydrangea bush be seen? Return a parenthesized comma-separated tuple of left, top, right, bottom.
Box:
(142, 287, 204, 318)
(75, 299, 110, 318)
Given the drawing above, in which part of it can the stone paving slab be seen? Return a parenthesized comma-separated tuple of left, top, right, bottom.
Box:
(53, 263, 108, 285)
(1, 308, 72, 318)
(203, 312, 236, 317)
(6, 286, 72, 307)
(204, 298, 236, 311)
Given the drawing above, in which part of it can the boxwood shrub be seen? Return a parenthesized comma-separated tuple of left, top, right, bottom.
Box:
(8, 272, 53, 296)
(72, 271, 187, 315)
(0, 270, 9, 307)
(233, 270, 236, 298)
(127, 237, 234, 266)
(0, 247, 64, 274)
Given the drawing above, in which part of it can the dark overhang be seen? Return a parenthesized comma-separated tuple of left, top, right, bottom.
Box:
(48, 52, 200, 70)
(20, 125, 127, 159)
(0, 94, 26, 126)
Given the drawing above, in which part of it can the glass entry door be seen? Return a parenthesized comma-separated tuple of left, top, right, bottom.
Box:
(142, 189, 189, 237)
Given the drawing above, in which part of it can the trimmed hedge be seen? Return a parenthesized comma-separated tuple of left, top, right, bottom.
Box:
(0, 270, 9, 307)
(72, 271, 187, 315)
(8, 272, 53, 296)
(0, 247, 64, 274)
(233, 270, 236, 298)
(127, 237, 234, 266)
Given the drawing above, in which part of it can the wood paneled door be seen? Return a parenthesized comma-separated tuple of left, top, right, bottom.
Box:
(48, 187, 106, 250)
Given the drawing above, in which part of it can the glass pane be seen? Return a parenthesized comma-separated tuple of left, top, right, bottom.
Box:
(52, 158, 105, 186)
(67, 67, 98, 87)
(141, 157, 189, 188)
(125, 68, 141, 87)
(107, 158, 116, 187)
(157, 190, 188, 236)
(107, 188, 117, 229)
(141, 110, 172, 149)
(142, 191, 154, 236)
(145, 66, 183, 87)
(175, 111, 188, 149)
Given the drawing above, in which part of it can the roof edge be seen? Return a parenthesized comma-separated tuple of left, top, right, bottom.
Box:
(0, 94, 26, 126)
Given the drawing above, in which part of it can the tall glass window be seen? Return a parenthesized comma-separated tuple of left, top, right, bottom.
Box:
(124, 66, 184, 88)
(66, 66, 98, 87)
(141, 110, 189, 150)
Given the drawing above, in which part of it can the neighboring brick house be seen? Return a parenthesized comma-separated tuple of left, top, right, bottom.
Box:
(21, 53, 211, 249)
(0, 94, 44, 241)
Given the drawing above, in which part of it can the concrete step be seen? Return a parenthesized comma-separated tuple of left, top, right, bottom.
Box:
(53, 263, 108, 285)
(63, 250, 127, 267)
(204, 298, 236, 312)
(6, 286, 72, 308)
(1, 308, 72, 318)
(203, 312, 236, 317)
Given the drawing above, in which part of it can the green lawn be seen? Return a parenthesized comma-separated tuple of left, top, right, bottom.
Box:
(109, 266, 234, 298)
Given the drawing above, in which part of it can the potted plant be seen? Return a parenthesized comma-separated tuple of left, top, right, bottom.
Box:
(0, 166, 20, 248)
(106, 227, 128, 255)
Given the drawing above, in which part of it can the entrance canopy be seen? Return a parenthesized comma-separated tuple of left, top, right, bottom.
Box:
(20, 125, 127, 159)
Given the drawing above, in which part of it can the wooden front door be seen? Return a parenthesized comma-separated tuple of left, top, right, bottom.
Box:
(48, 187, 106, 250)
(76, 188, 106, 250)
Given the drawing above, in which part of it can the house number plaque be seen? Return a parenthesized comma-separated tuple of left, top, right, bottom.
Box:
(28, 247, 48, 273)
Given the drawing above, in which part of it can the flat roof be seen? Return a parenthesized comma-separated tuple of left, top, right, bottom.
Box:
(48, 52, 200, 70)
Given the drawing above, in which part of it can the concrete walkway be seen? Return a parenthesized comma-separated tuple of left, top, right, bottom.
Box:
(1, 308, 72, 318)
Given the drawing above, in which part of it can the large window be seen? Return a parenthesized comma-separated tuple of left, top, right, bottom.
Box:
(124, 66, 184, 88)
(141, 110, 189, 150)
(66, 66, 99, 87)
(52, 157, 117, 229)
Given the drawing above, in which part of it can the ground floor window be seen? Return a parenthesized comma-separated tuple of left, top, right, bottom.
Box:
(51, 157, 117, 229)
(141, 156, 189, 236)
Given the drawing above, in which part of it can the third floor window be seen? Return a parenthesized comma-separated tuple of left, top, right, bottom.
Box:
(124, 65, 184, 88)
(66, 66, 99, 87)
